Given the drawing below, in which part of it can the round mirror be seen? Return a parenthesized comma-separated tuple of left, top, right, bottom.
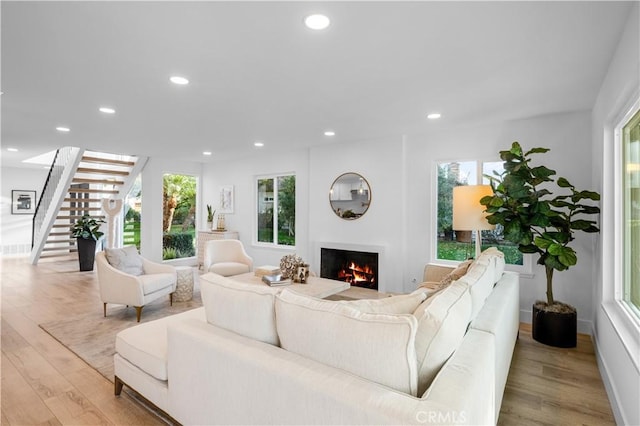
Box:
(329, 173, 371, 220)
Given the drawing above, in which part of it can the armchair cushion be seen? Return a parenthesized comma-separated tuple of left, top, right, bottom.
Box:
(140, 273, 177, 295)
(105, 246, 144, 276)
(208, 262, 251, 276)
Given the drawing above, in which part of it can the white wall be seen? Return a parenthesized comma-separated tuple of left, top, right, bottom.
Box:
(139, 157, 203, 262)
(201, 148, 311, 269)
(405, 112, 596, 333)
(0, 166, 48, 255)
(591, 3, 640, 425)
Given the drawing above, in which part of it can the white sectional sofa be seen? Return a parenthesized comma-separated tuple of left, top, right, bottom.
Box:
(114, 248, 519, 425)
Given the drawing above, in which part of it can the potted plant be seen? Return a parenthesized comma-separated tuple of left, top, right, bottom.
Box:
(480, 142, 600, 347)
(206, 205, 215, 230)
(71, 214, 106, 271)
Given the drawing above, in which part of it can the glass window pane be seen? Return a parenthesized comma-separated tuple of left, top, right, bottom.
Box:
(277, 175, 296, 246)
(437, 161, 477, 261)
(123, 174, 142, 250)
(257, 178, 274, 243)
(162, 174, 196, 260)
(623, 109, 640, 314)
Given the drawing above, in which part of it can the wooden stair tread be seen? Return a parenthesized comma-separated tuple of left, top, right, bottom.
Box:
(67, 188, 118, 194)
(72, 178, 125, 185)
(64, 197, 104, 203)
(76, 167, 129, 176)
(81, 156, 136, 166)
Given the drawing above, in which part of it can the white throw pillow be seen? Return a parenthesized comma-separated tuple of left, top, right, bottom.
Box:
(200, 273, 282, 346)
(104, 246, 143, 276)
(413, 281, 472, 396)
(276, 289, 419, 396)
(346, 291, 426, 314)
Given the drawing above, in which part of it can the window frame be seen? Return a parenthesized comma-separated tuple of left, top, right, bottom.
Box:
(254, 172, 296, 249)
(432, 158, 533, 276)
(605, 93, 640, 371)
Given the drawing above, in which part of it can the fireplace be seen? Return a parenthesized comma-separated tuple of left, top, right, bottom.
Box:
(320, 248, 379, 290)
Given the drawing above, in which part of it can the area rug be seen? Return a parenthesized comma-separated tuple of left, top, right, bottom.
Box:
(39, 290, 202, 382)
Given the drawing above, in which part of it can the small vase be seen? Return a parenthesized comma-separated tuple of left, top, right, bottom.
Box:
(207, 221, 213, 231)
(216, 214, 226, 231)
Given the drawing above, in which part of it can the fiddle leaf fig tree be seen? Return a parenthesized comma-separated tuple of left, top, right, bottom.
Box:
(480, 142, 601, 308)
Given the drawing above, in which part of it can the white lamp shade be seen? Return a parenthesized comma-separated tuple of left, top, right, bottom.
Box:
(452, 185, 495, 231)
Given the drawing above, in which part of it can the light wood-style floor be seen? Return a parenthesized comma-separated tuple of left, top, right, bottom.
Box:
(1, 257, 615, 425)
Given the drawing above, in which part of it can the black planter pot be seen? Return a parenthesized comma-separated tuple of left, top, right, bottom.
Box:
(77, 238, 97, 271)
(531, 304, 577, 348)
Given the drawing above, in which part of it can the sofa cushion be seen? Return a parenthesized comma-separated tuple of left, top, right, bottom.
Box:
(105, 246, 143, 276)
(460, 247, 504, 320)
(139, 273, 176, 295)
(346, 292, 426, 314)
(200, 272, 281, 346)
(115, 307, 206, 381)
(413, 280, 472, 396)
(275, 289, 419, 396)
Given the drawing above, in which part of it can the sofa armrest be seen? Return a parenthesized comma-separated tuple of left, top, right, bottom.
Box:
(423, 263, 455, 283)
(167, 318, 495, 425)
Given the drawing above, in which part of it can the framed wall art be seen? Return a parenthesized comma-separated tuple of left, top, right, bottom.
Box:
(12, 190, 37, 215)
(219, 185, 234, 214)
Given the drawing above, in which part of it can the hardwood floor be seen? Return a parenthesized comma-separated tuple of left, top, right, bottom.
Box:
(1, 256, 615, 425)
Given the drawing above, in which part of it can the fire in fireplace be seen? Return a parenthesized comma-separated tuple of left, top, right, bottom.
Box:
(320, 248, 378, 290)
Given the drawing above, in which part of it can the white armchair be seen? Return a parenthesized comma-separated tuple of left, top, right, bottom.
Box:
(96, 249, 177, 322)
(203, 239, 253, 276)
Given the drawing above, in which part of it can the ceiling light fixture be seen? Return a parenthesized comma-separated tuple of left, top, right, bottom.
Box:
(56, 126, 70, 132)
(99, 107, 116, 114)
(427, 113, 442, 119)
(203, 151, 212, 156)
(254, 141, 264, 147)
(305, 14, 330, 30)
(7, 148, 18, 152)
(324, 130, 336, 136)
(170, 76, 189, 85)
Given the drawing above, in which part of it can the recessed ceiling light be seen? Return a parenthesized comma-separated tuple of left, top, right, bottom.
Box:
(170, 76, 189, 85)
(324, 130, 336, 136)
(305, 14, 330, 30)
(99, 107, 116, 114)
(56, 126, 70, 132)
(427, 113, 442, 119)
(203, 151, 212, 156)
(254, 141, 264, 148)
(7, 148, 18, 152)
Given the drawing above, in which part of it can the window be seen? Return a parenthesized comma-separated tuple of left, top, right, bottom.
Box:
(257, 174, 296, 247)
(436, 160, 524, 267)
(623, 108, 640, 316)
(123, 174, 142, 250)
(162, 173, 197, 260)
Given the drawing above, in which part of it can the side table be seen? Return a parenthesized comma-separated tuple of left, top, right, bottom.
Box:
(174, 266, 195, 302)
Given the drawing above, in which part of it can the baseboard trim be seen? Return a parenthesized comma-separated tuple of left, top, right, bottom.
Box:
(592, 324, 626, 425)
(519, 309, 592, 335)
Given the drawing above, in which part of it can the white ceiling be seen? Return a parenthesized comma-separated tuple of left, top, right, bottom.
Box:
(1, 1, 632, 169)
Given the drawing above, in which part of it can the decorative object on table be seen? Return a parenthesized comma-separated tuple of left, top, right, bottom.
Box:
(219, 185, 234, 214)
(480, 141, 600, 348)
(294, 263, 310, 284)
(261, 274, 292, 286)
(206, 204, 215, 230)
(279, 254, 304, 279)
(216, 213, 226, 231)
(254, 265, 281, 277)
(174, 266, 195, 302)
(101, 198, 123, 249)
(11, 190, 36, 215)
(71, 214, 106, 271)
(452, 185, 495, 259)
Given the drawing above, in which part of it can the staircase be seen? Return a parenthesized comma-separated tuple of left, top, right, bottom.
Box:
(31, 148, 147, 264)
